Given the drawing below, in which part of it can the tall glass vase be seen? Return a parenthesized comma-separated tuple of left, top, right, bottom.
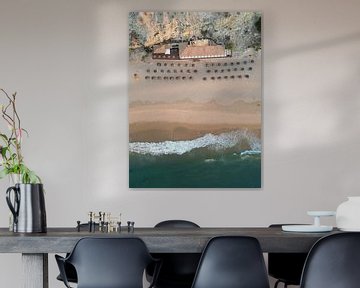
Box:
(9, 174, 22, 185)
(7, 174, 21, 231)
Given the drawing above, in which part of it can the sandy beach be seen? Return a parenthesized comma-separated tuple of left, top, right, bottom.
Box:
(129, 54, 261, 142)
(130, 100, 261, 142)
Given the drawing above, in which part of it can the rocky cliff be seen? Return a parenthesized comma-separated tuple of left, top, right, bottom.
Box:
(129, 11, 261, 61)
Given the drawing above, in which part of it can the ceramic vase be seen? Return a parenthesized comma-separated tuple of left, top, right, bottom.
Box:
(336, 196, 360, 231)
(6, 183, 47, 233)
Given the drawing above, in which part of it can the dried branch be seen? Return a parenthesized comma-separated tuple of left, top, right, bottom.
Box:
(0, 88, 40, 183)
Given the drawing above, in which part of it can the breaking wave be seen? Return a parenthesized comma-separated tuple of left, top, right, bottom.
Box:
(129, 130, 261, 156)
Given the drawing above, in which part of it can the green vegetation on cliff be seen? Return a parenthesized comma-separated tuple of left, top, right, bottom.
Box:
(129, 11, 261, 60)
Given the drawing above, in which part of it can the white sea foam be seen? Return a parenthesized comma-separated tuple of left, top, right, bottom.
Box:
(240, 150, 261, 156)
(129, 130, 261, 156)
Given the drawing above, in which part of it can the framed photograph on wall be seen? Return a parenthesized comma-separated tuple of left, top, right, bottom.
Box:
(129, 11, 262, 188)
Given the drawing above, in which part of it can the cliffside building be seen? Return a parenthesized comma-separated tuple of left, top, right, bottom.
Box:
(152, 43, 180, 60)
(152, 39, 231, 60)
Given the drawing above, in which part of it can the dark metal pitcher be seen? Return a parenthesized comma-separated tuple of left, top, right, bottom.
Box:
(6, 183, 47, 233)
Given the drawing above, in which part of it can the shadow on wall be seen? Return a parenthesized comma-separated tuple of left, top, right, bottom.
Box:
(265, 29, 360, 211)
(269, 31, 360, 60)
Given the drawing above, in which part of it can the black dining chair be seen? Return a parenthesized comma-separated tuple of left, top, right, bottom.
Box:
(146, 220, 201, 288)
(191, 236, 270, 288)
(300, 232, 360, 288)
(268, 224, 308, 288)
(55, 237, 160, 288)
(56, 223, 99, 284)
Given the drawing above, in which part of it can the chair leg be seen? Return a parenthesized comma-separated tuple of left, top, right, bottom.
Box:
(274, 280, 289, 288)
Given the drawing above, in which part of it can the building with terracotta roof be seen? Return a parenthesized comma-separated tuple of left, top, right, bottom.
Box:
(152, 39, 230, 60)
(179, 44, 229, 59)
(152, 43, 180, 60)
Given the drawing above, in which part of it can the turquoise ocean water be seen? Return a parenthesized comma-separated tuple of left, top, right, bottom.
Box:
(129, 130, 261, 188)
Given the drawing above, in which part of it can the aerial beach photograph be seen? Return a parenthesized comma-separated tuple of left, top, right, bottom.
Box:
(129, 11, 262, 188)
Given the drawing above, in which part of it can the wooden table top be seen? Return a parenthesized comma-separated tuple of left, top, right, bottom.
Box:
(0, 227, 340, 253)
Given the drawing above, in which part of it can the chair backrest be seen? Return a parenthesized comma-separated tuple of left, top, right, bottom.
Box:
(268, 224, 308, 285)
(191, 236, 270, 288)
(300, 232, 360, 288)
(150, 220, 201, 287)
(66, 237, 154, 288)
(155, 219, 200, 228)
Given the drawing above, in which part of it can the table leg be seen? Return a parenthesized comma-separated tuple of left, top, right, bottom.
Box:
(22, 253, 48, 288)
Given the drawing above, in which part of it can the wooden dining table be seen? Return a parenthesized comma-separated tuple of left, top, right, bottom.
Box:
(0, 226, 339, 288)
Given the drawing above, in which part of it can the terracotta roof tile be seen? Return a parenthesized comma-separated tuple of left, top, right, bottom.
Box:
(180, 45, 225, 59)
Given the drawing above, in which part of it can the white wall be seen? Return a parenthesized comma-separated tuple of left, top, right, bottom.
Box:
(0, 0, 360, 287)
